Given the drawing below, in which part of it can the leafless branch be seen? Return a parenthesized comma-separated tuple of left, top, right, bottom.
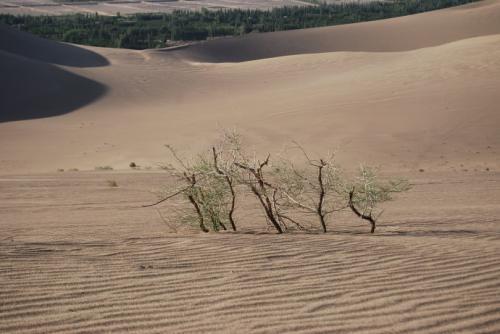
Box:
(142, 186, 191, 208)
(349, 187, 376, 233)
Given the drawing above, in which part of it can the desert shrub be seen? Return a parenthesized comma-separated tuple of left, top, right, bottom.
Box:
(95, 166, 114, 171)
(234, 151, 284, 233)
(273, 144, 346, 232)
(189, 154, 233, 232)
(347, 166, 411, 233)
(148, 144, 238, 232)
(211, 134, 240, 231)
(144, 132, 410, 234)
(219, 131, 298, 234)
(107, 180, 118, 187)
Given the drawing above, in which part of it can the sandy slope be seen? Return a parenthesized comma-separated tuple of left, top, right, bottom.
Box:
(1, 1, 500, 173)
(174, 0, 500, 62)
(1, 171, 500, 333)
(1, 1, 500, 333)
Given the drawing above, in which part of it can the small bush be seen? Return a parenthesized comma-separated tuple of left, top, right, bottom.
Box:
(347, 166, 411, 233)
(143, 131, 410, 234)
(95, 166, 113, 171)
(153, 144, 237, 233)
(107, 180, 118, 187)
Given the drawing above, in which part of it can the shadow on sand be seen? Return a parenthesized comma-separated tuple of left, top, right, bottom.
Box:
(0, 24, 109, 68)
(0, 25, 109, 123)
(0, 52, 108, 123)
(168, 1, 500, 63)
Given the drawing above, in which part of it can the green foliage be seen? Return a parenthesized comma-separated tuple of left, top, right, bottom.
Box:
(62, 28, 89, 43)
(348, 165, 411, 221)
(160, 145, 236, 232)
(273, 149, 346, 232)
(150, 135, 411, 234)
(0, 0, 479, 49)
(190, 155, 233, 232)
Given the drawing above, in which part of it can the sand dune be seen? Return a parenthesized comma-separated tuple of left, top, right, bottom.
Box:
(0, 25, 108, 122)
(172, 0, 500, 62)
(1, 1, 500, 333)
(0, 49, 107, 122)
(0, 24, 109, 67)
(0, 172, 499, 333)
(1, 1, 499, 172)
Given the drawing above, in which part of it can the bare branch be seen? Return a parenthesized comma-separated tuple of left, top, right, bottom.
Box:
(279, 213, 308, 231)
(349, 187, 376, 233)
(260, 154, 271, 169)
(165, 144, 190, 171)
(281, 191, 316, 212)
(234, 155, 284, 234)
(142, 186, 191, 208)
(212, 146, 237, 231)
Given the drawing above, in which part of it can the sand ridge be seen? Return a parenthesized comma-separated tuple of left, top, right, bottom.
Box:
(1, 1, 500, 173)
(169, 0, 500, 62)
(0, 171, 500, 333)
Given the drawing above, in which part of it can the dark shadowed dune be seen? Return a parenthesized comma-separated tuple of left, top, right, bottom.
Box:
(169, 0, 500, 63)
(0, 24, 109, 68)
(0, 24, 109, 122)
(0, 50, 107, 123)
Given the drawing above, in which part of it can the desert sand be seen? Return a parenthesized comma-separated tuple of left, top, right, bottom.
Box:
(1, 0, 500, 333)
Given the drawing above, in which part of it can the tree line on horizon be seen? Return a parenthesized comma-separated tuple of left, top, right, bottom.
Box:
(0, 0, 479, 50)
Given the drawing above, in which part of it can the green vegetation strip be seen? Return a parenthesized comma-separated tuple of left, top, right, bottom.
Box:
(0, 0, 480, 49)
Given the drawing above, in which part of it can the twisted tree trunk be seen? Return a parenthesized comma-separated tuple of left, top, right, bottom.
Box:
(348, 189, 376, 233)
